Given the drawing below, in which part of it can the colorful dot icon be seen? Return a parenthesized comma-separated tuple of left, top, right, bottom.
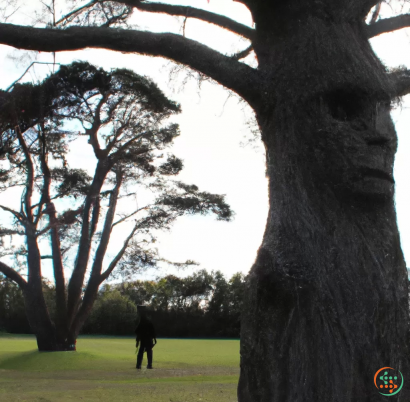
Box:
(375, 368, 403, 396)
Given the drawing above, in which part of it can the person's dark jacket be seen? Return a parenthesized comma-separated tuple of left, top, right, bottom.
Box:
(135, 317, 157, 344)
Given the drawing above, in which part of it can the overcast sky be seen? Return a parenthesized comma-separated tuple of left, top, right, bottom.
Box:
(0, 1, 409, 282)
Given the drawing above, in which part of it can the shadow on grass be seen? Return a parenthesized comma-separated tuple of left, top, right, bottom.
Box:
(0, 350, 99, 371)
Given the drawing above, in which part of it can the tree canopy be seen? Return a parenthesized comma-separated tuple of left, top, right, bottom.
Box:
(0, 60, 232, 350)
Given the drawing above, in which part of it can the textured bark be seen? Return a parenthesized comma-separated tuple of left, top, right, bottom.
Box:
(22, 284, 57, 351)
(38, 129, 69, 349)
(24, 229, 59, 351)
(239, 4, 410, 402)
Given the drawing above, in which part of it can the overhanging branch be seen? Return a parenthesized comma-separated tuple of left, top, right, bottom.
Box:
(0, 23, 261, 105)
(367, 14, 410, 38)
(0, 261, 27, 288)
(121, 0, 255, 40)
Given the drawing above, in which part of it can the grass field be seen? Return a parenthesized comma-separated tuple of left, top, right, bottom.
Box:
(0, 335, 240, 402)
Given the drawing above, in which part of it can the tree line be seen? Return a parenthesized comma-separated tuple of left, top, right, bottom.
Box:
(0, 269, 245, 338)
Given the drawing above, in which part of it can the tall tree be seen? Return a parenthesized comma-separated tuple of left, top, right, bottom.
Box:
(0, 0, 409, 400)
(0, 61, 232, 351)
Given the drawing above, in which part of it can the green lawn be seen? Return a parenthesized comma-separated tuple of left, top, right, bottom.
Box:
(0, 335, 240, 401)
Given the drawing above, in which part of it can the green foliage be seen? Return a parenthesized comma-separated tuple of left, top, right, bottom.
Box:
(82, 270, 246, 337)
(0, 275, 55, 334)
(0, 275, 28, 333)
(158, 182, 233, 221)
(51, 167, 92, 197)
(158, 154, 184, 176)
(0, 269, 245, 338)
(85, 290, 137, 335)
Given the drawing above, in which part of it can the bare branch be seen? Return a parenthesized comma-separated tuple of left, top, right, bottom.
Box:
(356, 0, 381, 18)
(36, 224, 51, 237)
(367, 14, 410, 38)
(100, 221, 138, 282)
(6, 61, 62, 92)
(55, 0, 97, 26)
(121, 0, 255, 40)
(112, 205, 150, 228)
(369, 2, 382, 25)
(0, 260, 27, 288)
(231, 44, 253, 61)
(0, 23, 261, 105)
(0, 204, 24, 222)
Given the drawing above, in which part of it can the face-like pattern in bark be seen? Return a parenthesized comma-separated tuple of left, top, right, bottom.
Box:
(308, 90, 397, 201)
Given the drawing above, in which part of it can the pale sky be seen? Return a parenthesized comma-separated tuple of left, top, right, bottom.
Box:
(0, 1, 409, 282)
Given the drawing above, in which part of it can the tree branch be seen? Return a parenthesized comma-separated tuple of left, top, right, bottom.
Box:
(369, 2, 381, 25)
(111, 205, 149, 228)
(6, 61, 62, 92)
(90, 171, 122, 278)
(55, 0, 97, 26)
(121, 0, 255, 40)
(231, 44, 253, 61)
(68, 172, 123, 336)
(100, 222, 139, 282)
(66, 161, 111, 324)
(14, 125, 34, 222)
(86, 92, 109, 159)
(0, 204, 24, 222)
(0, 23, 261, 105)
(355, 0, 381, 19)
(0, 260, 27, 288)
(0, 228, 25, 236)
(367, 14, 410, 38)
(39, 149, 68, 334)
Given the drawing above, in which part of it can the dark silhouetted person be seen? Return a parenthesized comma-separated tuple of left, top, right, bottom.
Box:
(135, 312, 157, 369)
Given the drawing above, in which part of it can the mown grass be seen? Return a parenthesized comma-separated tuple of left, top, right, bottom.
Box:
(0, 335, 240, 401)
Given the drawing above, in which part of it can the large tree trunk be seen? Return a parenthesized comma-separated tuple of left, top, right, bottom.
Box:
(239, 5, 410, 402)
(23, 231, 75, 351)
(22, 285, 76, 351)
(23, 283, 58, 352)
